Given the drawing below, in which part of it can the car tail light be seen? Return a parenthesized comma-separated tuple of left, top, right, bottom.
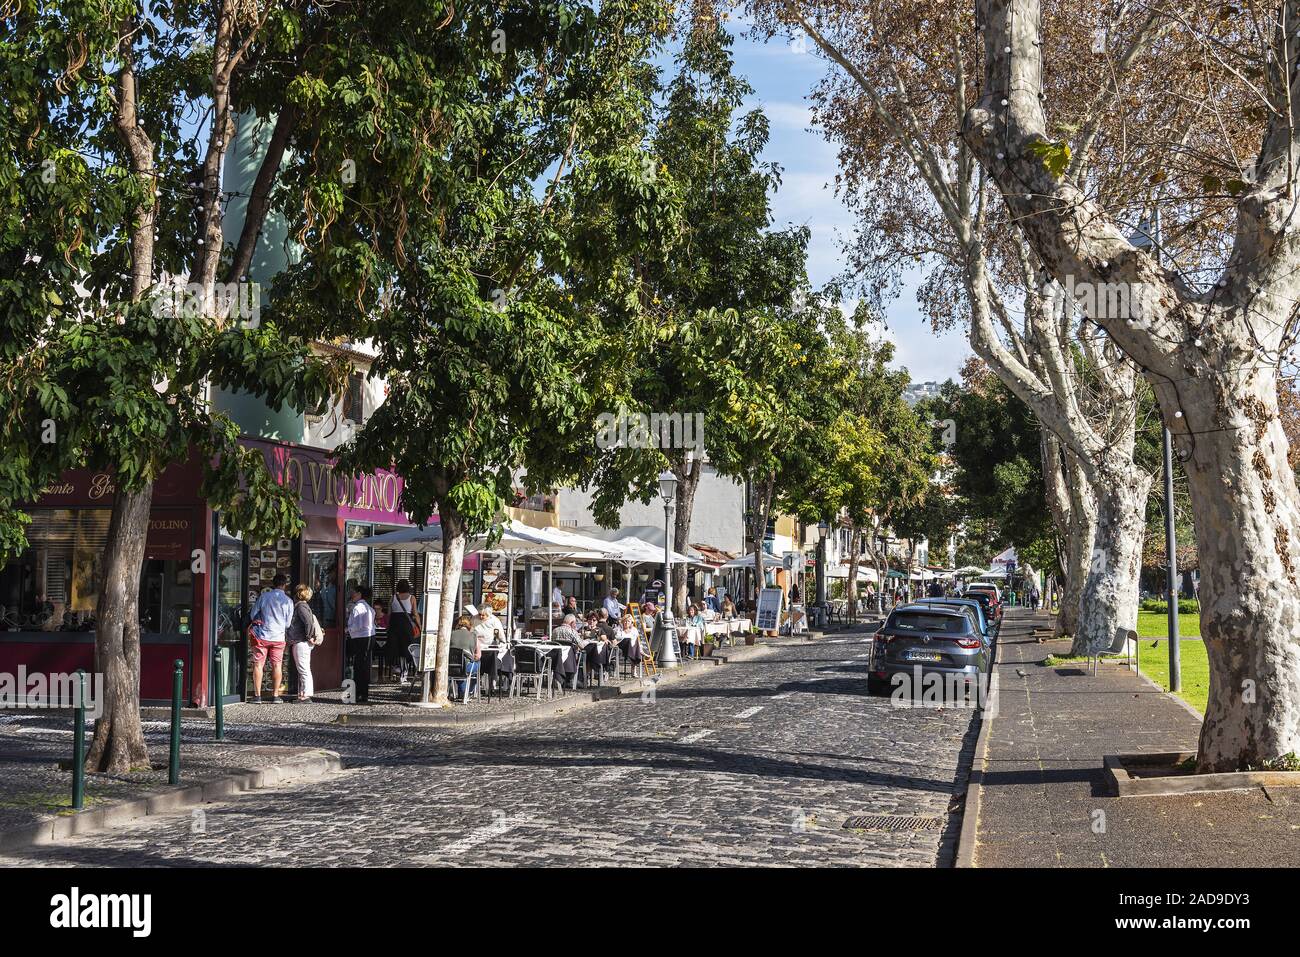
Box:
(954, 636, 982, 649)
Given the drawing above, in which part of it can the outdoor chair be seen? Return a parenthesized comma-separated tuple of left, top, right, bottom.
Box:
(1089, 627, 1138, 676)
(510, 645, 554, 700)
(447, 649, 480, 703)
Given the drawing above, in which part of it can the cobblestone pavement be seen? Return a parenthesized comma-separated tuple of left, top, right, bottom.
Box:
(0, 632, 981, 867)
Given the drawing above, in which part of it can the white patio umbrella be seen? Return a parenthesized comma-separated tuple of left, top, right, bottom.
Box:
(489, 524, 619, 634)
(349, 520, 611, 662)
(598, 535, 692, 603)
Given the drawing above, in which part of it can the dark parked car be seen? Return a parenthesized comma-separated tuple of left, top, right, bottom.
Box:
(963, 585, 1002, 623)
(911, 597, 995, 641)
(869, 605, 991, 695)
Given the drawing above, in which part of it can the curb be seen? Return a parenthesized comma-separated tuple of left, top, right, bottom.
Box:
(0, 748, 342, 853)
(1132, 665, 1206, 721)
(954, 619, 1009, 869)
(953, 671, 996, 868)
(336, 640, 783, 729)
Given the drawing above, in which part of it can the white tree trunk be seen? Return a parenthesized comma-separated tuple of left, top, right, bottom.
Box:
(961, 0, 1300, 770)
(430, 515, 466, 707)
(1058, 464, 1097, 640)
(1182, 373, 1300, 771)
(1073, 470, 1150, 656)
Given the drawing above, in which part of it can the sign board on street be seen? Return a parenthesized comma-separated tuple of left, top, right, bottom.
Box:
(756, 587, 784, 632)
(419, 553, 444, 672)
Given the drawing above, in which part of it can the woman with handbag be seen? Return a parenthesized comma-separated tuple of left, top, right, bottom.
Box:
(387, 579, 421, 679)
(286, 583, 325, 702)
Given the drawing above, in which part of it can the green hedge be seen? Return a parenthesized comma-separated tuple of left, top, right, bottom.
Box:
(1139, 597, 1200, 614)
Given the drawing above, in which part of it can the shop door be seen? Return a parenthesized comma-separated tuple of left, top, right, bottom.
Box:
(305, 545, 343, 687)
(215, 538, 246, 702)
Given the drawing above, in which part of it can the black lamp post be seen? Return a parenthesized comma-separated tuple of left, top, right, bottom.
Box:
(815, 520, 829, 615)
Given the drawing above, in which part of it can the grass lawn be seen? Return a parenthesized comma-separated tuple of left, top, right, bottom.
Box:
(1138, 637, 1209, 715)
(1136, 610, 1201, 639)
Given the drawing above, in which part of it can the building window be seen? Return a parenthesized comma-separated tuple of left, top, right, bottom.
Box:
(343, 372, 365, 425)
(0, 507, 194, 635)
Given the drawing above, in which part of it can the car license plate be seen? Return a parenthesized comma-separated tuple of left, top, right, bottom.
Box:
(906, 651, 942, 662)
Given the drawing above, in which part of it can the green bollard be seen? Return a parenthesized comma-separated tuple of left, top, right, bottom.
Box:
(169, 659, 184, 785)
(72, 670, 86, 810)
(214, 648, 225, 741)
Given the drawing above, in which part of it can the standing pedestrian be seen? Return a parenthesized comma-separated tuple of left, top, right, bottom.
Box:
(286, 583, 324, 701)
(387, 579, 421, 679)
(248, 574, 293, 703)
(346, 585, 375, 703)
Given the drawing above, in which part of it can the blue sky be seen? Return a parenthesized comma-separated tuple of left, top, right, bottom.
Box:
(725, 27, 970, 386)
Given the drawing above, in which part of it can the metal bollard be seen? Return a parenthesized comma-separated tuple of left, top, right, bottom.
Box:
(169, 659, 184, 785)
(72, 669, 87, 810)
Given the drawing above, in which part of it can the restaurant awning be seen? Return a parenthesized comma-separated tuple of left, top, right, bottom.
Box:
(577, 525, 706, 565)
(717, 551, 780, 571)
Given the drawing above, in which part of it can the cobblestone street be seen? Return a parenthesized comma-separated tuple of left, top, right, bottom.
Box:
(0, 633, 980, 867)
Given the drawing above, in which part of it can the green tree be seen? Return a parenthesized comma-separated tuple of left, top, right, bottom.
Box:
(582, 22, 814, 615)
(919, 373, 1055, 573)
(274, 0, 678, 704)
(1, 1, 343, 771)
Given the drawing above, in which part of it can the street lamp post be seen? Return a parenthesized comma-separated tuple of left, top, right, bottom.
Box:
(1134, 209, 1181, 690)
(657, 470, 679, 667)
(815, 521, 829, 622)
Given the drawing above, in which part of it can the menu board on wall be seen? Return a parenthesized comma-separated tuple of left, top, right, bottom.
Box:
(248, 538, 297, 604)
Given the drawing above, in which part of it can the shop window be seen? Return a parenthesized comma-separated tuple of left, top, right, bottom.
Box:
(0, 508, 194, 635)
(306, 548, 339, 628)
(345, 523, 373, 599)
(139, 559, 193, 635)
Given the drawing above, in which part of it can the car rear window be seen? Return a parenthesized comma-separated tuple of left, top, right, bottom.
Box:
(888, 612, 966, 633)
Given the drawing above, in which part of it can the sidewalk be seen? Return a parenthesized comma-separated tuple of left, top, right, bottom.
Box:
(964, 608, 1300, 867)
(0, 718, 338, 850)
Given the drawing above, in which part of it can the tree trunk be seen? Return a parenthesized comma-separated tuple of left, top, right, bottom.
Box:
(748, 471, 775, 621)
(670, 455, 701, 618)
(960, 0, 1300, 769)
(1181, 373, 1300, 772)
(1056, 454, 1097, 640)
(1071, 469, 1151, 656)
(86, 24, 157, 775)
(85, 483, 153, 773)
(429, 512, 467, 707)
(846, 524, 861, 621)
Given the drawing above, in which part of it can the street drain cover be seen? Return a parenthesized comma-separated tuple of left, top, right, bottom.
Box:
(842, 815, 943, 831)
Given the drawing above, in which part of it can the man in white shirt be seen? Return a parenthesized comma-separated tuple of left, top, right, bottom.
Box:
(551, 584, 565, 608)
(346, 585, 376, 703)
(602, 588, 625, 620)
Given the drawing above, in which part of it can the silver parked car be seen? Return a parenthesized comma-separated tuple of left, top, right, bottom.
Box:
(868, 604, 991, 695)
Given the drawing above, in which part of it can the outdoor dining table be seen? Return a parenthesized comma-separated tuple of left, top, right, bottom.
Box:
(702, 617, 752, 645)
(479, 644, 512, 697)
(505, 640, 580, 690)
